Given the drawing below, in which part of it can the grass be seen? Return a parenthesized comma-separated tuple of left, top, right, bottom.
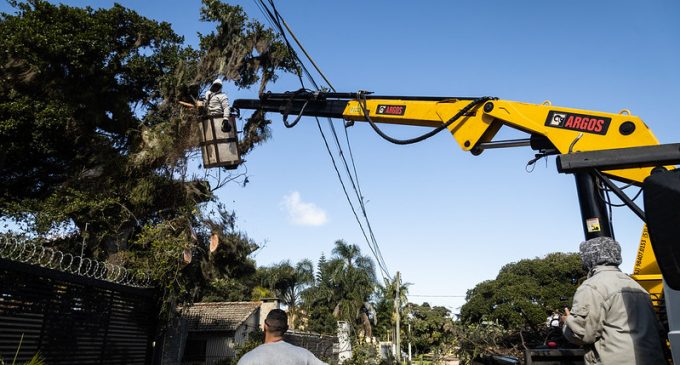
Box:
(0, 335, 45, 365)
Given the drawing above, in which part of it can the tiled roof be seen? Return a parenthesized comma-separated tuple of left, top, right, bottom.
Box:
(182, 301, 261, 332)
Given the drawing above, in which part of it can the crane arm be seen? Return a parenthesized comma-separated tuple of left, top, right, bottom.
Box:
(233, 90, 680, 360)
(233, 90, 661, 183)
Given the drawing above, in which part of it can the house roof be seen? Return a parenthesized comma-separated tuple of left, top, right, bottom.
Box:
(182, 301, 261, 332)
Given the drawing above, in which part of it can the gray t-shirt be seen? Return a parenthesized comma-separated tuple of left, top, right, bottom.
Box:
(237, 341, 327, 365)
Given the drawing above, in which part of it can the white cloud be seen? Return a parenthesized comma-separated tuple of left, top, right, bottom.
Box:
(281, 191, 328, 226)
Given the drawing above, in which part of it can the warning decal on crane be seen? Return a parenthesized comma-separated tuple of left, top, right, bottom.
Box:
(586, 218, 601, 233)
(545, 111, 611, 135)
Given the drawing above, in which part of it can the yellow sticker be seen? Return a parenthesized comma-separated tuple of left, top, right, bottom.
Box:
(586, 218, 601, 233)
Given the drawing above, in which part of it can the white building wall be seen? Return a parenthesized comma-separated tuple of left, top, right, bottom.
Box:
(235, 311, 259, 345)
(258, 299, 280, 330)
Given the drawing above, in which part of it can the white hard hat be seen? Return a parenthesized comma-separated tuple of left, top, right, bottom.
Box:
(212, 78, 223, 86)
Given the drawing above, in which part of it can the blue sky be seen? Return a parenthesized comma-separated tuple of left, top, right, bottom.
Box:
(4, 0, 680, 313)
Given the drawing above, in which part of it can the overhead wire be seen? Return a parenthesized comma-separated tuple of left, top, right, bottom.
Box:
(263, 0, 393, 278)
(264, 2, 391, 276)
(312, 116, 391, 280)
(255, 1, 393, 280)
(254, 0, 392, 280)
(251, 0, 278, 35)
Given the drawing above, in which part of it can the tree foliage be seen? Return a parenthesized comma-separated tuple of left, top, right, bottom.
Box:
(405, 303, 455, 357)
(303, 240, 378, 335)
(453, 322, 514, 364)
(0, 0, 296, 314)
(257, 259, 314, 328)
(373, 275, 410, 340)
(460, 252, 586, 330)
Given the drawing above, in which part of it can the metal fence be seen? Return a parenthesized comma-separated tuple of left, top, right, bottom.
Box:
(0, 241, 158, 364)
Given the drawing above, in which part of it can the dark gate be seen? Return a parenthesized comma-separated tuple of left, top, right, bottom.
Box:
(0, 257, 157, 364)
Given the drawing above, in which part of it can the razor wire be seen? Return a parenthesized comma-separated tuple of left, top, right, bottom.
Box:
(0, 236, 152, 288)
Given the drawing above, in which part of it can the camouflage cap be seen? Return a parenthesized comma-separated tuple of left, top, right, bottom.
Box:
(579, 236, 622, 271)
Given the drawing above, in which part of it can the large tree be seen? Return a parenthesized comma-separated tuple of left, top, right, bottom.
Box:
(406, 303, 455, 357)
(460, 252, 586, 330)
(0, 0, 296, 310)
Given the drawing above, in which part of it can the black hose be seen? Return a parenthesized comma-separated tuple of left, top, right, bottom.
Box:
(358, 92, 495, 145)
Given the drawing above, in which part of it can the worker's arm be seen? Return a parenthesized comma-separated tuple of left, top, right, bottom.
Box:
(220, 94, 229, 118)
(233, 91, 661, 184)
(563, 283, 604, 345)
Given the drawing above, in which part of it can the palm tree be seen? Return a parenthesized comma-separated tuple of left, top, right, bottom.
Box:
(300, 240, 379, 335)
(328, 240, 377, 327)
(374, 275, 411, 339)
(260, 259, 314, 328)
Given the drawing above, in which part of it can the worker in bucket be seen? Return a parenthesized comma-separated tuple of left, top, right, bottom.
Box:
(203, 78, 229, 119)
(562, 236, 665, 364)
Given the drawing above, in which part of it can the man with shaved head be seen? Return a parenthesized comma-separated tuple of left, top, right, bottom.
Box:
(237, 309, 327, 365)
(562, 237, 665, 364)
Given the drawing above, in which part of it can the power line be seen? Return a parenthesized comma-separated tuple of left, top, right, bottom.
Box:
(312, 115, 391, 280)
(260, 0, 392, 279)
(253, 0, 392, 280)
(263, 0, 391, 278)
(260, 0, 390, 278)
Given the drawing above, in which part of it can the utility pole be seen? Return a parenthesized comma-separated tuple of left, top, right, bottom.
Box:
(408, 320, 412, 362)
(395, 271, 401, 363)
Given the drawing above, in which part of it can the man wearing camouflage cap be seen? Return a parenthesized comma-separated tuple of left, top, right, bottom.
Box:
(562, 236, 666, 364)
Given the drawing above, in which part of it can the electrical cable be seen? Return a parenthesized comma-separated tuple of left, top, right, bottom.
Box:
(313, 116, 391, 280)
(251, 0, 278, 35)
(266, 7, 392, 276)
(256, 0, 392, 280)
(262, 2, 490, 271)
(256, 0, 308, 88)
(269, 0, 335, 91)
(255, 8, 383, 270)
(323, 108, 391, 276)
(262, 0, 392, 277)
(258, 4, 387, 271)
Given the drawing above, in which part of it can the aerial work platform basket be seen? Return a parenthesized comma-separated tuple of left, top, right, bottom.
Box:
(197, 109, 241, 169)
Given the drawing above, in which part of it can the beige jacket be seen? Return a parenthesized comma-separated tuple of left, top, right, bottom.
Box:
(204, 91, 229, 118)
(563, 265, 666, 364)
